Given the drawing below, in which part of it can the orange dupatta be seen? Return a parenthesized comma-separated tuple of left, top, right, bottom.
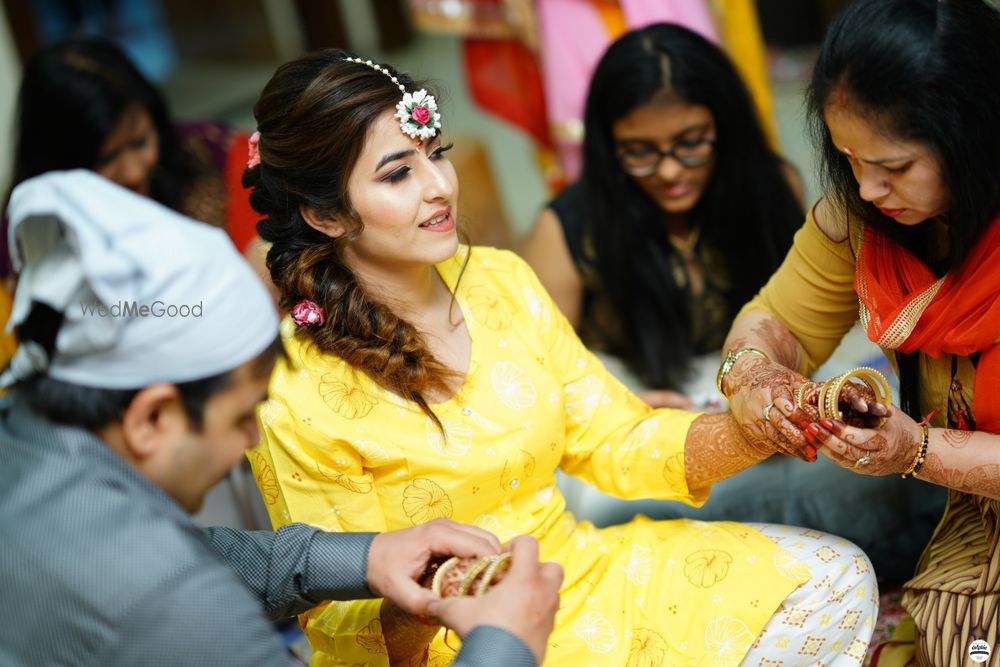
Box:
(855, 215, 1000, 432)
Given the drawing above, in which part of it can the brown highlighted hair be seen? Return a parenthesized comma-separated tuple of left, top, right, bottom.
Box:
(243, 49, 456, 426)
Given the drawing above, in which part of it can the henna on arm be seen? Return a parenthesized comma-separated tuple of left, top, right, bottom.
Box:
(684, 413, 775, 490)
(754, 317, 804, 370)
(722, 311, 803, 371)
(380, 598, 440, 666)
(913, 428, 1000, 501)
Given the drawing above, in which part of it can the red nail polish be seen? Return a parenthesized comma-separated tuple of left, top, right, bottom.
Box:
(798, 421, 811, 431)
(820, 419, 835, 431)
(805, 444, 817, 457)
(806, 423, 822, 436)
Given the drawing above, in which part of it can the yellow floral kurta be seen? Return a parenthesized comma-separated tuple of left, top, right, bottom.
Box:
(251, 246, 806, 666)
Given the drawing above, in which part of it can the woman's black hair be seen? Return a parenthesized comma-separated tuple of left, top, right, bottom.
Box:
(580, 23, 802, 389)
(10, 37, 192, 211)
(807, 0, 1000, 270)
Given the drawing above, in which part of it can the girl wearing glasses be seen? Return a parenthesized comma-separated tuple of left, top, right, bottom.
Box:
(522, 23, 803, 410)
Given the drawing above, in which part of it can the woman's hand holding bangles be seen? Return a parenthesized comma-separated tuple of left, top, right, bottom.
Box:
(721, 353, 817, 461)
(795, 368, 892, 429)
(798, 406, 923, 477)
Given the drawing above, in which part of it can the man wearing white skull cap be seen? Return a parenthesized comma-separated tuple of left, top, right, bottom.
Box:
(0, 171, 560, 666)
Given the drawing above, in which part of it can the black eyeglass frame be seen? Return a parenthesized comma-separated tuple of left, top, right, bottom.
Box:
(616, 137, 716, 177)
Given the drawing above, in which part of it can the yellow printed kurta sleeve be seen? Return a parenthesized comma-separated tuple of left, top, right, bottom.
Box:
(508, 253, 707, 505)
(738, 205, 862, 376)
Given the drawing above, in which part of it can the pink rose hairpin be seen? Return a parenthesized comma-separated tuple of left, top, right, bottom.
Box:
(345, 57, 441, 141)
(247, 131, 261, 168)
(291, 299, 324, 327)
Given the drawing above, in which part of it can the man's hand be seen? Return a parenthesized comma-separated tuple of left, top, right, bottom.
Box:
(426, 536, 563, 665)
(367, 519, 502, 616)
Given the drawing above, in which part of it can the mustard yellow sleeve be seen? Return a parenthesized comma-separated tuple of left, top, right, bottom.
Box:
(508, 253, 707, 506)
(250, 357, 390, 666)
(738, 207, 861, 376)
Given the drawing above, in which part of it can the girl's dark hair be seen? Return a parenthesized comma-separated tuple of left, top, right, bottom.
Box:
(10, 37, 191, 210)
(807, 0, 1000, 270)
(244, 49, 455, 426)
(580, 23, 802, 389)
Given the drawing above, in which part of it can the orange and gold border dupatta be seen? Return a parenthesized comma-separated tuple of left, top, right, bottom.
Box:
(855, 215, 1000, 432)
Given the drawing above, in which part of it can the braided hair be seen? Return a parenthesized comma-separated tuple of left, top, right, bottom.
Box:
(244, 49, 459, 427)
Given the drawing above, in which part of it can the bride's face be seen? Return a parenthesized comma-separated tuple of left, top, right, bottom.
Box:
(339, 109, 460, 275)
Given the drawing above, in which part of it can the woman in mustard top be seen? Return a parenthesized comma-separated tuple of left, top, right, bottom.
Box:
(245, 50, 876, 666)
(720, 1, 1000, 664)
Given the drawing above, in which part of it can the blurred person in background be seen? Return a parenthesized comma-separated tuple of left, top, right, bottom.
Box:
(3, 37, 272, 297)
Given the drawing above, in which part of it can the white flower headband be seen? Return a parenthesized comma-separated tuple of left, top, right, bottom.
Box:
(345, 56, 441, 141)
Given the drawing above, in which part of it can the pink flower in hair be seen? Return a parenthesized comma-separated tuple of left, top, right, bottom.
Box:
(291, 299, 324, 327)
(247, 131, 261, 168)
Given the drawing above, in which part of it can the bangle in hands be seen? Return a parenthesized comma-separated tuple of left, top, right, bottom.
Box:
(421, 553, 512, 598)
(814, 367, 891, 427)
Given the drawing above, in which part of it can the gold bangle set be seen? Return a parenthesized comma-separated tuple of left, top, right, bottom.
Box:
(815, 367, 892, 421)
(428, 553, 512, 598)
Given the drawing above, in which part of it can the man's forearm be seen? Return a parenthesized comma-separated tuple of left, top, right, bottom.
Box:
(204, 524, 377, 619)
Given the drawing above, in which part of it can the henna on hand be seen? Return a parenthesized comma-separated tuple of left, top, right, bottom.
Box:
(380, 597, 440, 665)
(797, 377, 887, 429)
(810, 414, 920, 476)
(685, 413, 774, 489)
